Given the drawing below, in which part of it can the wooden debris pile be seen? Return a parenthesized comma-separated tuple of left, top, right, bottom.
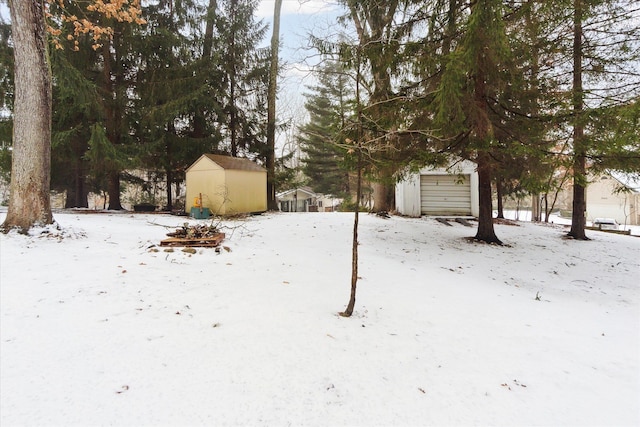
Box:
(160, 223, 225, 248)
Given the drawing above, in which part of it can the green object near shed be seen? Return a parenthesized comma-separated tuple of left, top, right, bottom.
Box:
(190, 207, 211, 219)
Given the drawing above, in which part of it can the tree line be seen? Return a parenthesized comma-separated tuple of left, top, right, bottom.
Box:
(0, 0, 639, 244)
(299, 0, 639, 245)
(1, 0, 281, 229)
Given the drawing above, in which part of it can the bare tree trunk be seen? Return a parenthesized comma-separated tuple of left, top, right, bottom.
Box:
(107, 171, 123, 210)
(2, 0, 54, 233)
(475, 152, 501, 244)
(340, 46, 364, 318)
(531, 193, 541, 221)
(372, 181, 394, 212)
(266, 0, 282, 210)
(340, 149, 361, 318)
(496, 177, 504, 219)
(568, 0, 588, 240)
(192, 0, 217, 139)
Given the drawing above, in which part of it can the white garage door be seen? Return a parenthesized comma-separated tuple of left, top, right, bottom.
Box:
(420, 174, 472, 215)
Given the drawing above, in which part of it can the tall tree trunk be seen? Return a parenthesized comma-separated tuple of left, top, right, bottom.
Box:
(568, 0, 588, 240)
(496, 177, 504, 219)
(165, 169, 173, 211)
(107, 171, 122, 210)
(340, 148, 361, 317)
(193, 0, 217, 139)
(266, 0, 282, 210)
(203, 0, 216, 59)
(340, 47, 364, 318)
(64, 162, 88, 209)
(531, 193, 541, 221)
(372, 181, 394, 212)
(475, 152, 501, 244)
(2, 0, 54, 233)
(471, 3, 501, 244)
(102, 37, 124, 210)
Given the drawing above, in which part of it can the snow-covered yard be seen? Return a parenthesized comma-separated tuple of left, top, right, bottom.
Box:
(1, 209, 638, 426)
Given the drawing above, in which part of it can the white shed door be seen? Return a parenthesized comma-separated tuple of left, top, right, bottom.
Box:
(420, 174, 471, 215)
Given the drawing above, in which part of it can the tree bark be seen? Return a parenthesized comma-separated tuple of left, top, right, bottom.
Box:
(531, 193, 541, 221)
(2, 0, 54, 233)
(192, 0, 217, 139)
(372, 181, 394, 212)
(107, 171, 123, 210)
(496, 177, 504, 219)
(266, 0, 282, 210)
(568, 0, 588, 240)
(475, 152, 501, 244)
(470, 1, 501, 244)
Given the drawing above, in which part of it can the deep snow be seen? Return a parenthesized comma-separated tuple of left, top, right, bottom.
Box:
(1, 209, 639, 426)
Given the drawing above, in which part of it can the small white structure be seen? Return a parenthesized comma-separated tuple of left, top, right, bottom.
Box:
(395, 160, 479, 217)
(277, 187, 318, 212)
(587, 171, 639, 226)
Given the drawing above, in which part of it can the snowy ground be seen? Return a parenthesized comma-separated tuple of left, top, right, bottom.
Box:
(1, 209, 639, 426)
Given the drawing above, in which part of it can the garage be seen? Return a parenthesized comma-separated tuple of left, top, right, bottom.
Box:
(395, 159, 479, 218)
(420, 174, 472, 215)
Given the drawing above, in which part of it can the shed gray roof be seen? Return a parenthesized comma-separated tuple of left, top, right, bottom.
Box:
(202, 154, 266, 172)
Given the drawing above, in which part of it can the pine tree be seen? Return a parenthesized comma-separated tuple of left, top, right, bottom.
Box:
(49, 41, 102, 208)
(0, 17, 13, 189)
(134, 0, 219, 210)
(547, 0, 640, 239)
(299, 60, 352, 197)
(430, 0, 511, 244)
(215, 0, 269, 158)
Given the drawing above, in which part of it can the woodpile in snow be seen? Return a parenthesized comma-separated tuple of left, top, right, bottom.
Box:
(160, 223, 225, 248)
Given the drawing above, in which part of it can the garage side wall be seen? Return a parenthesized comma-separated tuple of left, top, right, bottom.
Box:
(395, 173, 421, 217)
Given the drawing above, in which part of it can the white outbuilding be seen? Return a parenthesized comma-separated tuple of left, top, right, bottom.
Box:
(395, 160, 479, 217)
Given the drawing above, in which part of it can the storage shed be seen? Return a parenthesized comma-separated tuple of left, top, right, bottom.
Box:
(395, 160, 479, 217)
(186, 154, 267, 216)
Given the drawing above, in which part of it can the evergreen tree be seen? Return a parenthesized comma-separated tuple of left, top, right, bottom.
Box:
(215, 0, 269, 158)
(430, 0, 511, 244)
(134, 0, 219, 210)
(548, 0, 640, 239)
(299, 60, 352, 197)
(0, 17, 13, 188)
(49, 41, 102, 208)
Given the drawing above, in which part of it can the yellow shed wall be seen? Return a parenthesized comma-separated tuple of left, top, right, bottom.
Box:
(224, 169, 267, 214)
(186, 156, 266, 215)
(186, 167, 228, 215)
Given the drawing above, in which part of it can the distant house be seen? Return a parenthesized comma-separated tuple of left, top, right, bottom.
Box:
(277, 187, 318, 212)
(586, 171, 639, 226)
(395, 160, 480, 217)
(185, 154, 267, 216)
(277, 187, 340, 212)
